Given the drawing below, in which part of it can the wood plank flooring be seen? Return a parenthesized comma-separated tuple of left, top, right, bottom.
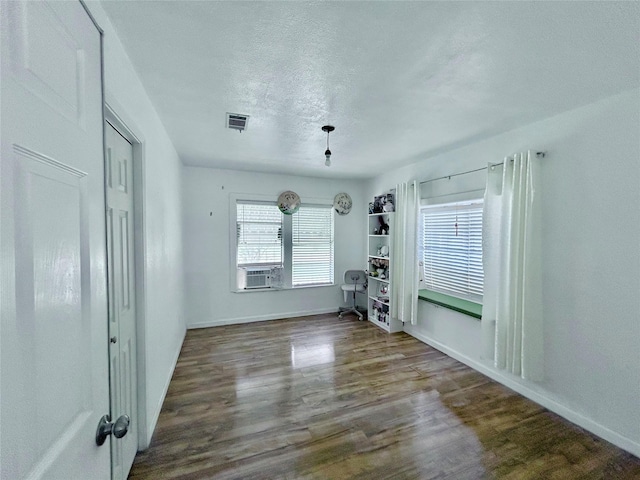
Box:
(129, 314, 640, 479)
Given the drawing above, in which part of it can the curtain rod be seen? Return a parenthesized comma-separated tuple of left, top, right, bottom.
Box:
(419, 151, 546, 186)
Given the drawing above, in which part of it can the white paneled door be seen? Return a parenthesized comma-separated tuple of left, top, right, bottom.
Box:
(1, 2, 111, 479)
(105, 122, 138, 480)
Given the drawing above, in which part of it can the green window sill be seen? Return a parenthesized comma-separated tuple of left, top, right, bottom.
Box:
(418, 289, 482, 319)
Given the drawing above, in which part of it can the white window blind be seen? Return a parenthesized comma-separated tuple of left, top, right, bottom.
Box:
(292, 205, 334, 287)
(420, 200, 484, 302)
(236, 202, 283, 266)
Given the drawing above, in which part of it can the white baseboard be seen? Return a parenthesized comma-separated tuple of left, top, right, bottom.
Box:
(146, 327, 186, 445)
(187, 307, 339, 329)
(405, 328, 640, 458)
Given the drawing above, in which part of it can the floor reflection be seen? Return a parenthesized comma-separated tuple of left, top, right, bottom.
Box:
(290, 342, 335, 369)
(408, 389, 486, 478)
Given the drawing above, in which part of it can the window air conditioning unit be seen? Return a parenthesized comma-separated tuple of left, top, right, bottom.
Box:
(238, 267, 272, 290)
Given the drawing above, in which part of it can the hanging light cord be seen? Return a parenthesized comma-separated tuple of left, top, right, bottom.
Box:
(322, 125, 334, 166)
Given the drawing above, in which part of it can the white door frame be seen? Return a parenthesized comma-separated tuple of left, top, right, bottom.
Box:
(104, 94, 150, 450)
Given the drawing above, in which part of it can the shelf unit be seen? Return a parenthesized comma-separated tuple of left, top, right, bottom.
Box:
(367, 211, 402, 333)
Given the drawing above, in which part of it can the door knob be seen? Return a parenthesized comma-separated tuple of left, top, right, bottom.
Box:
(95, 414, 130, 446)
(110, 336, 117, 343)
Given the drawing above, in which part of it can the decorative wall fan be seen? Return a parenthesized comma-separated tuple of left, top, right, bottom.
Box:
(277, 190, 301, 215)
(333, 192, 352, 215)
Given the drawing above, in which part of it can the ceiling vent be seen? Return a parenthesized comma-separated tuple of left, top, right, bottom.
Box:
(226, 113, 249, 132)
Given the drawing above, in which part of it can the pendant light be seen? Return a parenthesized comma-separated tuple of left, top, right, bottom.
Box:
(322, 125, 335, 166)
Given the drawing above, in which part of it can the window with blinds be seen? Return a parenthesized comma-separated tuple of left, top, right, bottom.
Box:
(419, 199, 484, 303)
(292, 205, 334, 287)
(236, 202, 283, 266)
(234, 199, 335, 290)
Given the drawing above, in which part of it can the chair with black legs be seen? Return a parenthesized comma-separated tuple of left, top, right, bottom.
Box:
(338, 270, 367, 320)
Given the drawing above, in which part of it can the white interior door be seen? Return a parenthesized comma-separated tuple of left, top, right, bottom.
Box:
(105, 122, 138, 480)
(0, 2, 110, 479)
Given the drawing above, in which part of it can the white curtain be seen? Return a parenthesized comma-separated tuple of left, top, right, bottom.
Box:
(482, 151, 543, 380)
(391, 181, 420, 325)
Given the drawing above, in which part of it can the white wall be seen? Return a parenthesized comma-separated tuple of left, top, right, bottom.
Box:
(183, 166, 366, 328)
(369, 88, 640, 456)
(86, 2, 186, 448)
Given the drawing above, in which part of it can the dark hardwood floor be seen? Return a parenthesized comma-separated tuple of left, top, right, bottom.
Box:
(129, 314, 640, 479)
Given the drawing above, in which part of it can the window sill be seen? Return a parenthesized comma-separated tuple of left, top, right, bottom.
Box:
(418, 289, 482, 319)
(233, 283, 335, 293)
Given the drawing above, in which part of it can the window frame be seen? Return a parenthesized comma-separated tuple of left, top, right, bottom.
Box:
(418, 198, 484, 305)
(292, 204, 335, 287)
(236, 201, 284, 268)
(229, 194, 335, 292)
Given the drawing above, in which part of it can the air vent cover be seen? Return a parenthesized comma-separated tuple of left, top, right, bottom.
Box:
(227, 113, 249, 132)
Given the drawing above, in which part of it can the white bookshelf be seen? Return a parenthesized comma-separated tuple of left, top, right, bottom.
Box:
(367, 209, 402, 333)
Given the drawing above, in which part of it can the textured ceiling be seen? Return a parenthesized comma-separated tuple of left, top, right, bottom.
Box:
(101, 1, 639, 179)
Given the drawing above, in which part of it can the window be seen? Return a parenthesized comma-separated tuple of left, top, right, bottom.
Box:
(236, 202, 283, 267)
(234, 200, 334, 290)
(419, 199, 484, 303)
(292, 206, 334, 286)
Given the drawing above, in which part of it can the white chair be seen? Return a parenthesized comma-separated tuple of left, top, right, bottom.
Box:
(338, 270, 367, 320)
